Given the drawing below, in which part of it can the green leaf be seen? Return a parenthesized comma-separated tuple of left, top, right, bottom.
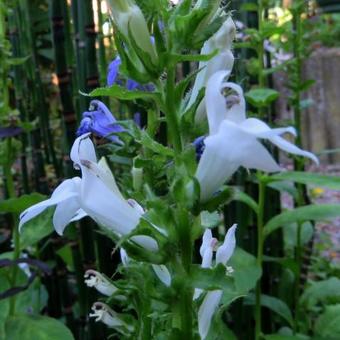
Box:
(232, 189, 259, 214)
(20, 208, 54, 250)
(190, 263, 235, 293)
(263, 204, 340, 238)
(245, 294, 293, 326)
(314, 304, 340, 340)
(88, 84, 159, 102)
(0, 193, 46, 214)
(228, 248, 261, 295)
(245, 88, 279, 108)
(7, 55, 30, 65)
(139, 131, 174, 157)
(5, 315, 74, 340)
(300, 277, 340, 309)
(270, 171, 340, 190)
(166, 48, 217, 64)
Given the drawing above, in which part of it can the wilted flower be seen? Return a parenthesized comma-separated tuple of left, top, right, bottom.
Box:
(89, 302, 134, 331)
(195, 70, 319, 201)
(197, 224, 237, 339)
(77, 100, 124, 143)
(187, 17, 236, 122)
(84, 270, 117, 296)
(19, 134, 159, 251)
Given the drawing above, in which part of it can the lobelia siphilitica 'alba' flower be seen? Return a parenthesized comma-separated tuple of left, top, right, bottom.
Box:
(84, 270, 117, 296)
(89, 302, 134, 332)
(186, 16, 236, 122)
(19, 134, 159, 251)
(77, 100, 124, 143)
(106, 0, 157, 65)
(196, 224, 237, 340)
(195, 70, 319, 201)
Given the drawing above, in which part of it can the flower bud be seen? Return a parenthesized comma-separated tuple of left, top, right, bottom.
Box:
(187, 17, 236, 122)
(107, 0, 157, 64)
(84, 270, 117, 296)
(131, 164, 143, 191)
(89, 302, 134, 331)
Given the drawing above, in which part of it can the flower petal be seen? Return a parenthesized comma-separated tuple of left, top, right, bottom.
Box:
(221, 82, 246, 123)
(240, 118, 296, 138)
(198, 290, 223, 339)
(19, 178, 79, 231)
(70, 209, 87, 222)
(152, 265, 171, 286)
(205, 70, 231, 135)
(80, 162, 141, 236)
(199, 229, 213, 258)
(70, 133, 97, 169)
(216, 224, 237, 265)
(53, 197, 81, 235)
(269, 135, 319, 164)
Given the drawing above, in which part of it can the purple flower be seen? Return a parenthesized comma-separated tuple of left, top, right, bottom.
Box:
(107, 57, 122, 87)
(0, 126, 22, 138)
(193, 136, 206, 160)
(107, 51, 154, 92)
(77, 100, 124, 143)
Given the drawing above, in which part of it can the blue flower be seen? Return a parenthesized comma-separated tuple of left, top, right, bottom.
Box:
(107, 56, 154, 92)
(77, 100, 124, 143)
(0, 126, 22, 138)
(107, 57, 122, 87)
(193, 135, 206, 160)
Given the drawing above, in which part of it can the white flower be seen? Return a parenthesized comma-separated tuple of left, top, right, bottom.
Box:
(187, 17, 236, 122)
(89, 302, 133, 331)
(197, 224, 237, 340)
(195, 70, 319, 201)
(19, 134, 158, 251)
(84, 270, 117, 296)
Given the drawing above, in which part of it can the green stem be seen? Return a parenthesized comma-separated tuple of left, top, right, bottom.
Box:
(165, 65, 182, 153)
(255, 176, 266, 340)
(291, 2, 307, 332)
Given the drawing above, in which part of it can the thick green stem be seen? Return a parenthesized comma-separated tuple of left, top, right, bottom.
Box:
(165, 66, 182, 153)
(255, 177, 266, 340)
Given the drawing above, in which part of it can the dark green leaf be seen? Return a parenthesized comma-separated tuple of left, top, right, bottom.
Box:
(0, 193, 46, 214)
(88, 84, 159, 102)
(314, 304, 340, 340)
(263, 204, 340, 238)
(270, 171, 340, 190)
(300, 277, 340, 309)
(245, 294, 293, 326)
(20, 208, 54, 250)
(5, 315, 74, 340)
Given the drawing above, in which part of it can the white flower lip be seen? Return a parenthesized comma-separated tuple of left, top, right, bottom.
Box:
(84, 269, 117, 296)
